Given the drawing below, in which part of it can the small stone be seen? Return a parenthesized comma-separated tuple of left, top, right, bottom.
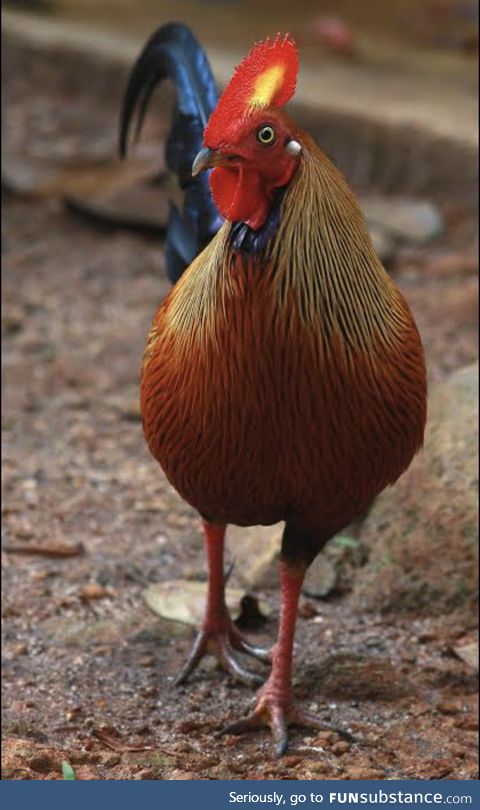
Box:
(74, 765, 99, 780)
(354, 363, 478, 615)
(312, 731, 336, 747)
(346, 765, 384, 779)
(80, 583, 113, 601)
(282, 755, 303, 767)
(331, 740, 351, 755)
(135, 767, 156, 779)
(308, 759, 331, 774)
(65, 706, 83, 722)
(100, 753, 121, 767)
(436, 698, 463, 715)
(303, 556, 337, 599)
(360, 195, 444, 244)
(298, 600, 319, 619)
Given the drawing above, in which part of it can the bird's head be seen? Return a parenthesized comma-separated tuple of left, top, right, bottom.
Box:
(192, 34, 302, 231)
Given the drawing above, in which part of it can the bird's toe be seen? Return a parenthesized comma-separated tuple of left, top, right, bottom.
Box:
(216, 635, 265, 687)
(218, 691, 354, 756)
(175, 624, 266, 688)
(288, 705, 356, 743)
(231, 633, 272, 665)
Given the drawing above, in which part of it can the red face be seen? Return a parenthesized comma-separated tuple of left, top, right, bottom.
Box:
(195, 110, 301, 231)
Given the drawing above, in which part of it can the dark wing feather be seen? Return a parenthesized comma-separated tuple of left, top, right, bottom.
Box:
(119, 22, 223, 283)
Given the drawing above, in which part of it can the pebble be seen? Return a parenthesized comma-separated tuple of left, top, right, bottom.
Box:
(298, 600, 319, 619)
(307, 759, 332, 774)
(361, 195, 444, 244)
(436, 698, 463, 715)
(302, 556, 337, 599)
(331, 740, 351, 755)
(99, 752, 121, 767)
(135, 767, 155, 779)
(80, 583, 113, 601)
(282, 755, 303, 767)
(346, 765, 385, 779)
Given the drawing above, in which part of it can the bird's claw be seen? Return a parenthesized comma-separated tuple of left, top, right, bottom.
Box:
(175, 621, 270, 688)
(232, 635, 272, 664)
(220, 694, 355, 757)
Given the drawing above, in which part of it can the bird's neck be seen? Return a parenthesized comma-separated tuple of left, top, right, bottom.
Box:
(262, 137, 409, 353)
(165, 137, 411, 358)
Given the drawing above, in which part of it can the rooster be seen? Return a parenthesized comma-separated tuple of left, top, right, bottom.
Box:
(120, 23, 427, 756)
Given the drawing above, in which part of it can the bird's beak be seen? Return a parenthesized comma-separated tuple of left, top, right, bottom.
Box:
(191, 147, 218, 177)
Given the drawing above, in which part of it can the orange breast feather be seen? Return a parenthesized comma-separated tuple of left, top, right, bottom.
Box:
(141, 235, 426, 541)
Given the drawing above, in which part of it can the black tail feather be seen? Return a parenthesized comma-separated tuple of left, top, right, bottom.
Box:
(119, 22, 223, 284)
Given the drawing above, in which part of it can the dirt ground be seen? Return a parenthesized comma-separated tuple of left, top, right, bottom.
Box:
(2, 37, 478, 780)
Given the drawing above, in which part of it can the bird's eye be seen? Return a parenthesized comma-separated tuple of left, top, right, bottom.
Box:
(256, 125, 276, 145)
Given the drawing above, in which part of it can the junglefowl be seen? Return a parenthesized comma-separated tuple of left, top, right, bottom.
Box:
(120, 23, 427, 756)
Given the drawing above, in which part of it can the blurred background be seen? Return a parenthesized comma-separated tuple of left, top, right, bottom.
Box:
(2, 0, 479, 782)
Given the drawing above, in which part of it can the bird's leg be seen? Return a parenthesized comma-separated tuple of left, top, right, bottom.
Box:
(176, 522, 270, 688)
(222, 559, 354, 756)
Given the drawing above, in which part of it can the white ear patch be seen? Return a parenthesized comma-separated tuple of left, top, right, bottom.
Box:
(285, 140, 302, 156)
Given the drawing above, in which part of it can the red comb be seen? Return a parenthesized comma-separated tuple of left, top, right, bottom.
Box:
(205, 34, 298, 146)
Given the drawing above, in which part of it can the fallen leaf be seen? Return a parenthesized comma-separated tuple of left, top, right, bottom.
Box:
(143, 579, 271, 627)
(452, 642, 479, 671)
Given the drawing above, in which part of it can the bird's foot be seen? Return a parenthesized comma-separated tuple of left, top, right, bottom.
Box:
(175, 617, 271, 688)
(221, 685, 354, 757)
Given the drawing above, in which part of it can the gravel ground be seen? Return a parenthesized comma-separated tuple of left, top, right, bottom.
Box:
(2, 36, 478, 780)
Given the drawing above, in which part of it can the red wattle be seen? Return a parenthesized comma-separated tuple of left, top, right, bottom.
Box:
(210, 166, 271, 231)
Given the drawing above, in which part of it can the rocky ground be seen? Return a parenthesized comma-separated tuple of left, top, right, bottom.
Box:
(2, 35, 478, 780)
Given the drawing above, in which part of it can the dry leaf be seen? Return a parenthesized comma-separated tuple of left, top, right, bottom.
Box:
(452, 642, 478, 671)
(143, 579, 271, 627)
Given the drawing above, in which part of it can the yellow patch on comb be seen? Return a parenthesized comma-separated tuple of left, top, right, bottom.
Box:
(204, 34, 298, 144)
(248, 65, 285, 108)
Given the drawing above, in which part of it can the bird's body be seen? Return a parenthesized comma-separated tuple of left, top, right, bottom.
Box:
(121, 25, 427, 755)
(141, 135, 425, 551)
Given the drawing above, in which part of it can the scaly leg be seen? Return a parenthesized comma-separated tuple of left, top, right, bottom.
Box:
(176, 522, 271, 688)
(222, 559, 353, 756)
